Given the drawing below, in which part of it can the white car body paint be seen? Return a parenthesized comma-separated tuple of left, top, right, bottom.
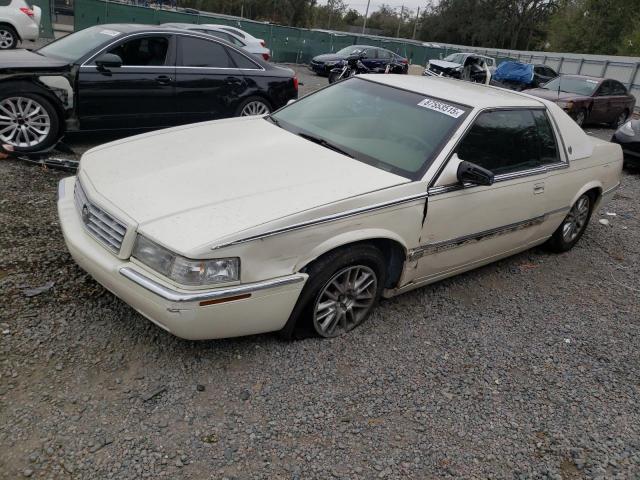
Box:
(58, 75, 623, 340)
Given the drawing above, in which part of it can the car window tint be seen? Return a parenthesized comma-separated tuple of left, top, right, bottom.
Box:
(108, 36, 169, 66)
(534, 66, 543, 75)
(378, 49, 392, 60)
(546, 67, 557, 77)
(228, 48, 261, 69)
(0, 0, 11, 6)
(457, 110, 540, 175)
(597, 81, 613, 96)
(611, 81, 627, 95)
(532, 110, 559, 165)
(178, 36, 232, 68)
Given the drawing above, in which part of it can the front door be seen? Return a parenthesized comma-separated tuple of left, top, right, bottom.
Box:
(415, 108, 561, 282)
(590, 80, 613, 124)
(174, 35, 247, 124)
(77, 34, 177, 130)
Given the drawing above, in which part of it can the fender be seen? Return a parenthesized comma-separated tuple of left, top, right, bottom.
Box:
(295, 228, 409, 272)
(571, 180, 602, 209)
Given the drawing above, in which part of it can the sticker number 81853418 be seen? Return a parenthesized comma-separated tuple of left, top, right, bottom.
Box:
(417, 98, 465, 118)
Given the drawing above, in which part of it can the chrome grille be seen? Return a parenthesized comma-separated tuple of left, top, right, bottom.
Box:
(74, 180, 126, 253)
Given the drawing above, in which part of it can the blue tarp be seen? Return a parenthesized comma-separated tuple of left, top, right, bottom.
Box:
(494, 61, 534, 84)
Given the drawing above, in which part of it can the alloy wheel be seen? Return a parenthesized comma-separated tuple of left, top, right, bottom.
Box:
(0, 97, 52, 148)
(575, 110, 586, 127)
(240, 100, 270, 116)
(562, 195, 590, 243)
(0, 29, 14, 49)
(615, 111, 627, 127)
(313, 265, 377, 338)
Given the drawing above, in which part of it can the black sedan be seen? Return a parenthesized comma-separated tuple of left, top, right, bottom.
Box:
(0, 24, 298, 151)
(309, 45, 408, 76)
(611, 119, 640, 168)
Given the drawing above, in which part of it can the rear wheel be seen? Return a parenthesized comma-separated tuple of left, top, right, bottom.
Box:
(236, 96, 271, 117)
(328, 70, 343, 84)
(0, 25, 17, 50)
(611, 109, 629, 129)
(546, 193, 593, 252)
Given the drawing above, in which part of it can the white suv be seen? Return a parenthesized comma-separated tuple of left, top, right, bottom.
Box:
(0, 0, 41, 49)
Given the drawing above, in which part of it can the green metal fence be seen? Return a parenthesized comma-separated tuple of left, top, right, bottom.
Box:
(32, 0, 54, 38)
(73, 0, 443, 65)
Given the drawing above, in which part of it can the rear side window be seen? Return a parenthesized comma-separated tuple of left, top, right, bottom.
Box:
(221, 27, 245, 39)
(0, 0, 12, 6)
(532, 110, 559, 165)
(178, 36, 232, 68)
(228, 48, 261, 69)
(108, 36, 169, 66)
(457, 109, 546, 175)
(611, 81, 627, 95)
(377, 49, 392, 60)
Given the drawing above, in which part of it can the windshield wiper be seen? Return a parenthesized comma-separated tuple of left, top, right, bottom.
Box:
(266, 115, 281, 127)
(297, 132, 354, 158)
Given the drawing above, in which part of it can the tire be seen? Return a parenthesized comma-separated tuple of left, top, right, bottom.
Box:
(610, 109, 629, 129)
(546, 193, 594, 253)
(328, 70, 343, 84)
(283, 245, 386, 339)
(0, 92, 60, 152)
(235, 96, 272, 117)
(0, 25, 18, 50)
(574, 109, 587, 127)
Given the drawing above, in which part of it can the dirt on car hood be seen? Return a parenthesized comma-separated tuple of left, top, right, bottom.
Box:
(79, 116, 408, 253)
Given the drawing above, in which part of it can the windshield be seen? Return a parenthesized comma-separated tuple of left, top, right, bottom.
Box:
(38, 26, 123, 62)
(336, 45, 369, 56)
(542, 77, 598, 96)
(443, 53, 465, 64)
(271, 78, 469, 179)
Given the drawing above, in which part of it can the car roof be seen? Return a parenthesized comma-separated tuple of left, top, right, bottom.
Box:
(361, 74, 545, 109)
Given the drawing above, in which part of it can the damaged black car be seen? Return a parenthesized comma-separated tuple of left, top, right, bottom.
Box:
(0, 24, 298, 151)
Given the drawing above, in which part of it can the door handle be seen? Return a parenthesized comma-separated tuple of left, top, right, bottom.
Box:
(533, 183, 545, 194)
(225, 76, 243, 85)
(155, 75, 172, 85)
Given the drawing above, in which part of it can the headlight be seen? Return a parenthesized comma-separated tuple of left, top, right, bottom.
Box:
(132, 235, 239, 286)
(619, 120, 635, 137)
(557, 100, 574, 110)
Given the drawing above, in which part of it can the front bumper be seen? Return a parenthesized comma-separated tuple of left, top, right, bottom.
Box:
(611, 134, 640, 166)
(57, 176, 307, 340)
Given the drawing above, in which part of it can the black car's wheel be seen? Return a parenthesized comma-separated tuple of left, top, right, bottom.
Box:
(546, 193, 593, 252)
(0, 25, 17, 50)
(610, 109, 629, 129)
(285, 245, 386, 339)
(574, 109, 587, 127)
(0, 93, 60, 152)
(236, 96, 271, 117)
(328, 71, 342, 84)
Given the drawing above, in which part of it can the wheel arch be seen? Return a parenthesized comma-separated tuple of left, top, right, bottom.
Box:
(295, 229, 409, 290)
(571, 182, 602, 211)
(0, 21, 20, 41)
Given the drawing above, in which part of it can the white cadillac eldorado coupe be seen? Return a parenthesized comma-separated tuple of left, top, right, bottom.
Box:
(57, 75, 622, 340)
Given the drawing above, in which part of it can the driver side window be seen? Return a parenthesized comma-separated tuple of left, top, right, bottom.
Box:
(457, 109, 542, 175)
(107, 36, 169, 67)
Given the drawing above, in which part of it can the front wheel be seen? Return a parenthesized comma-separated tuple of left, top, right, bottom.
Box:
(328, 70, 344, 84)
(611, 109, 629, 129)
(574, 109, 587, 127)
(287, 245, 386, 338)
(546, 193, 593, 252)
(0, 93, 61, 152)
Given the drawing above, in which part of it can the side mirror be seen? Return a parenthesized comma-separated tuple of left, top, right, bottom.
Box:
(95, 53, 123, 70)
(457, 160, 494, 186)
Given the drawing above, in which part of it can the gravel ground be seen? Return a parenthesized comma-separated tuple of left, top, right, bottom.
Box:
(1, 67, 639, 479)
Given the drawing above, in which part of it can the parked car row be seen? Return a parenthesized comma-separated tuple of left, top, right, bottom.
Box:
(56, 74, 623, 340)
(0, 24, 298, 151)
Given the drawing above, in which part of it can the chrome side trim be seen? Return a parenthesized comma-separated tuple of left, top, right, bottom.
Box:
(603, 182, 620, 196)
(408, 206, 570, 260)
(119, 267, 306, 303)
(211, 191, 430, 250)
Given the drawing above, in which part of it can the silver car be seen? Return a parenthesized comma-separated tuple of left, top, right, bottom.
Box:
(162, 23, 271, 61)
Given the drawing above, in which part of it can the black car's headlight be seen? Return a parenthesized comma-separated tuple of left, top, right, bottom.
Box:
(132, 235, 239, 286)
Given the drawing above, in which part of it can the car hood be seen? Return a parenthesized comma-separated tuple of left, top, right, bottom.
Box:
(428, 59, 462, 70)
(312, 53, 345, 63)
(0, 49, 70, 72)
(523, 88, 589, 103)
(80, 117, 408, 254)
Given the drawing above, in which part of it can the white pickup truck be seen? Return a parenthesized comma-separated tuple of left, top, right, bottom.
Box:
(57, 75, 622, 340)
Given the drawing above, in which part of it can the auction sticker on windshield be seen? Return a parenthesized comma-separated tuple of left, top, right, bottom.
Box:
(417, 98, 465, 118)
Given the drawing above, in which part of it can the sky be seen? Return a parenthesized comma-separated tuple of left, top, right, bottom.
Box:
(317, 0, 428, 15)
